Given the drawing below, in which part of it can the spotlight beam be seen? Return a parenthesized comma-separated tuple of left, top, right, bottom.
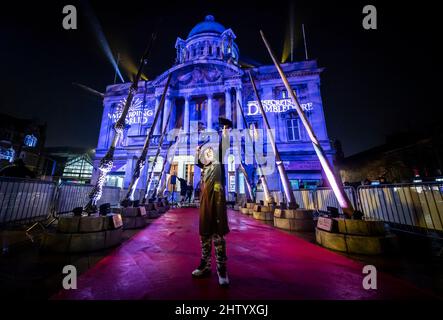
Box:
(81, 0, 124, 82)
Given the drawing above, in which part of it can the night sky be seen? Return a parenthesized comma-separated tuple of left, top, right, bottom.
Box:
(1, 0, 440, 156)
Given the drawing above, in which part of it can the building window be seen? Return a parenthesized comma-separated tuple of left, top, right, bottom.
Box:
(282, 90, 287, 98)
(209, 45, 213, 55)
(62, 155, 93, 181)
(286, 118, 300, 141)
(216, 47, 220, 57)
(281, 89, 297, 99)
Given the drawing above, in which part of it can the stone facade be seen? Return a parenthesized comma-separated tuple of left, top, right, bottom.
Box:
(93, 15, 334, 194)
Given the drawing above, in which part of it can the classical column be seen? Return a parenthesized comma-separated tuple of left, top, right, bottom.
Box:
(154, 96, 161, 135)
(184, 95, 190, 133)
(169, 97, 176, 131)
(225, 88, 231, 121)
(207, 94, 213, 130)
(236, 87, 243, 129)
(162, 95, 171, 132)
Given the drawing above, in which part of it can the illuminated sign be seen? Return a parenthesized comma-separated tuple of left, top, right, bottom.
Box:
(108, 98, 154, 125)
(24, 134, 38, 147)
(0, 147, 15, 162)
(247, 99, 313, 116)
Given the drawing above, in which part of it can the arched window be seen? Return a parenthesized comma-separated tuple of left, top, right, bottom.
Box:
(209, 45, 213, 55)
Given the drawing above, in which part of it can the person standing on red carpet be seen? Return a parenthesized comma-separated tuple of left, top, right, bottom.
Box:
(192, 118, 232, 286)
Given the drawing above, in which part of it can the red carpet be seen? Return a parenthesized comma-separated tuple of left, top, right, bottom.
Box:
(53, 208, 435, 300)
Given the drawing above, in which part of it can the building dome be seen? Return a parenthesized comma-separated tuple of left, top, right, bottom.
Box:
(188, 15, 226, 38)
(175, 15, 239, 65)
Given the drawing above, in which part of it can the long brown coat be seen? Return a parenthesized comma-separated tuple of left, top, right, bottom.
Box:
(196, 151, 229, 237)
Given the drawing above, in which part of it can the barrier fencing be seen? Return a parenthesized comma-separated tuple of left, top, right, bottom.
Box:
(255, 186, 357, 213)
(357, 183, 443, 233)
(1, 177, 442, 237)
(0, 177, 139, 226)
(0, 177, 56, 225)
(256, 183, 442, 236)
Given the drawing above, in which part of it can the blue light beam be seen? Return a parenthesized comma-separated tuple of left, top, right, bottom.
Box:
(81, 0, 124, 83)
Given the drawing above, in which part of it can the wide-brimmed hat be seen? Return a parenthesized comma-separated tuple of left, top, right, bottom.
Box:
(218, 117, 233, 129)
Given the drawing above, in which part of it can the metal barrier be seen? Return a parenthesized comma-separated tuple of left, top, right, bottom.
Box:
(0, 177, 57, 225)
(56, 183, 122, 213)
(56, 183, 91, 213)
(255, 187, 355, 212)
(315, 187, 357, 213)
(120, 188, 146, 203)
(0, 178, 129, 227)
(293, 190, 316, 210)
(2, 175, 442, 236)
(357, 183, 443, 233)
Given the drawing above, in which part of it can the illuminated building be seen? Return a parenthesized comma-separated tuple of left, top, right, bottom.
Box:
(43, 147, 94, 184)
(93, 15, 334, 193)
(0, 112, 46, 172)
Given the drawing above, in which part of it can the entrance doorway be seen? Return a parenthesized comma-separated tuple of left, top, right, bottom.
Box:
(185, 163, 194, 186)
(168, 162, 179, 192)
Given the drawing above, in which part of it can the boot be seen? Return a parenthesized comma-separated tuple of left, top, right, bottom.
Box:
(217, 263, 229, 286)
(192, 259, 211, 278)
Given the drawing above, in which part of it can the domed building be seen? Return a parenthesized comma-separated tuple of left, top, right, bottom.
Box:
(94, 15, 333, 199)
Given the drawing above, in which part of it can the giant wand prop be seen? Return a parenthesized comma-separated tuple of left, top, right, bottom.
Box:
(142, 103, 173, 202)
(260, 30, 357, 218)
(85, 32, 157, 213)
(123, 73, 172, 204)
(154, 138, 180, 200)
(248, 71, 298, 208)
(238, 99, 273, 204)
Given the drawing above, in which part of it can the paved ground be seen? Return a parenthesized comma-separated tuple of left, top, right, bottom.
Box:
(0, 226, 140, 300)
(52, 208, 437, 300)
